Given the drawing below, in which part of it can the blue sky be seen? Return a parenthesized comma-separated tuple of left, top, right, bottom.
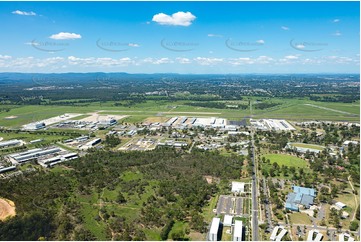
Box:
(0, 1, 359, 73)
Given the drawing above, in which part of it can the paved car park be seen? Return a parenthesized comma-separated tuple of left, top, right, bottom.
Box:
(216, 195, 247, 216)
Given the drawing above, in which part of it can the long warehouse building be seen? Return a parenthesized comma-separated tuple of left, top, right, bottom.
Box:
(8, 147, 62, 164)
(233, 220, 243, 241)
(0, 139, 22, 148)
(209, 217, 220, 241)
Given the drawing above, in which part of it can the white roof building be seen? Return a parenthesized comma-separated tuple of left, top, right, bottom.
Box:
(209, 217, 220, 241)
(335, 202, 346, 209)
(0, 139, 21, 148)
(231, 182, 245, 193)
(275, 228, 288, 242)
(343, 140, 359, 146)
(233, 220, 243, 241)
(341, 211, 349, 219)
(223, 215, 233, 227)
(23, 122, 46, 130)
(270, 226, 280, 241)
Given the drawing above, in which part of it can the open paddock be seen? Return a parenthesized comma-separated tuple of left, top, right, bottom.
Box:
(0, 198, 16, 221)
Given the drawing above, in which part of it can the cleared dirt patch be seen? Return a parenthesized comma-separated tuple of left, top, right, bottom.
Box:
(0, 198, 16, 221)
(4, 116, 18, 119)
(143, 116, 169, 123)
(79, 112, 128, 122)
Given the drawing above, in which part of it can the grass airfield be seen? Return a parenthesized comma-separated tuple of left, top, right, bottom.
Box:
(0, 98, 359, 129)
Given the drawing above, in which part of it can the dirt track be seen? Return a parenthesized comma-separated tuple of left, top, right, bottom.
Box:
(0, 198, 16, 221)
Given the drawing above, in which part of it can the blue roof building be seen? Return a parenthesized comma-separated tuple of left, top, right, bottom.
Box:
(293, 186, 316, 197)
(285, 186, 316, 211)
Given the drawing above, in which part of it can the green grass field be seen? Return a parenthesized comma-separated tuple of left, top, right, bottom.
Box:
(202, 195, 219, 222)
(308, 101, 360, 115)
(252, 98, 360, 121)
(262, 154, 308, 168)
(0, 98, 358, 129)
(80, 202, 108, 240)
(144, 228, 162, 240)
(289, 213, 312, 225)
(121, 171, 143, 181)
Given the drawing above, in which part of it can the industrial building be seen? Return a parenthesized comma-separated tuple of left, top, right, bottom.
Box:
(224, 125, 238, 132)
(86, 138, 101, 147)
(285, 186, 316, 211)
(193, 117, 227, 128)
(157, 140, 188, 148)
(307, 229, 323, 241)
(8, 147, 62, 164)
(209, 217, 221, 241)
(250, 119, 295, 131)
(233, 220, 243, 241)
(0, 139, 22, 148)
(286, 143, 322, 154)
(99, 118, 117, 126)
(0, 165, 16, 174)
(80, 138, 102, 150)
(23, 122, 46, 130)
(38, 152, 78, 167)
(54, 116, 118, 131)
(29, 139, 43, 144)
(75, 136, 89, 142)
(163, 117, 179, 127)
(163, 116, 229, 129)
(7, 146, 77, 167)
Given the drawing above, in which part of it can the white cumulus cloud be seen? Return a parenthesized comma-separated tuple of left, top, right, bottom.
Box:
(176, 57, 192, 64)
(256, 56, 274, 64)
(128, 43, 140, 47)
(0, 55, 12, 60)
(12, 10, 36, 16)
(333, 19, 340, 23)
(229, 57, 254, 65)
(152, 11, 196, 26)
(285, 55, 299, 60)
(333, 31, 342, 36)
(143, 57, 173, 64)
(208, 34, 223, 38)
(49, 32, 82, 40)
(256, 40, 265, 44)
(194, 57, 223, 66)
(281, 26, 289, 31)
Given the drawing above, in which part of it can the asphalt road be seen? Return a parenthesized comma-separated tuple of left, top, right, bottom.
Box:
(250, 128, 259, 241)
